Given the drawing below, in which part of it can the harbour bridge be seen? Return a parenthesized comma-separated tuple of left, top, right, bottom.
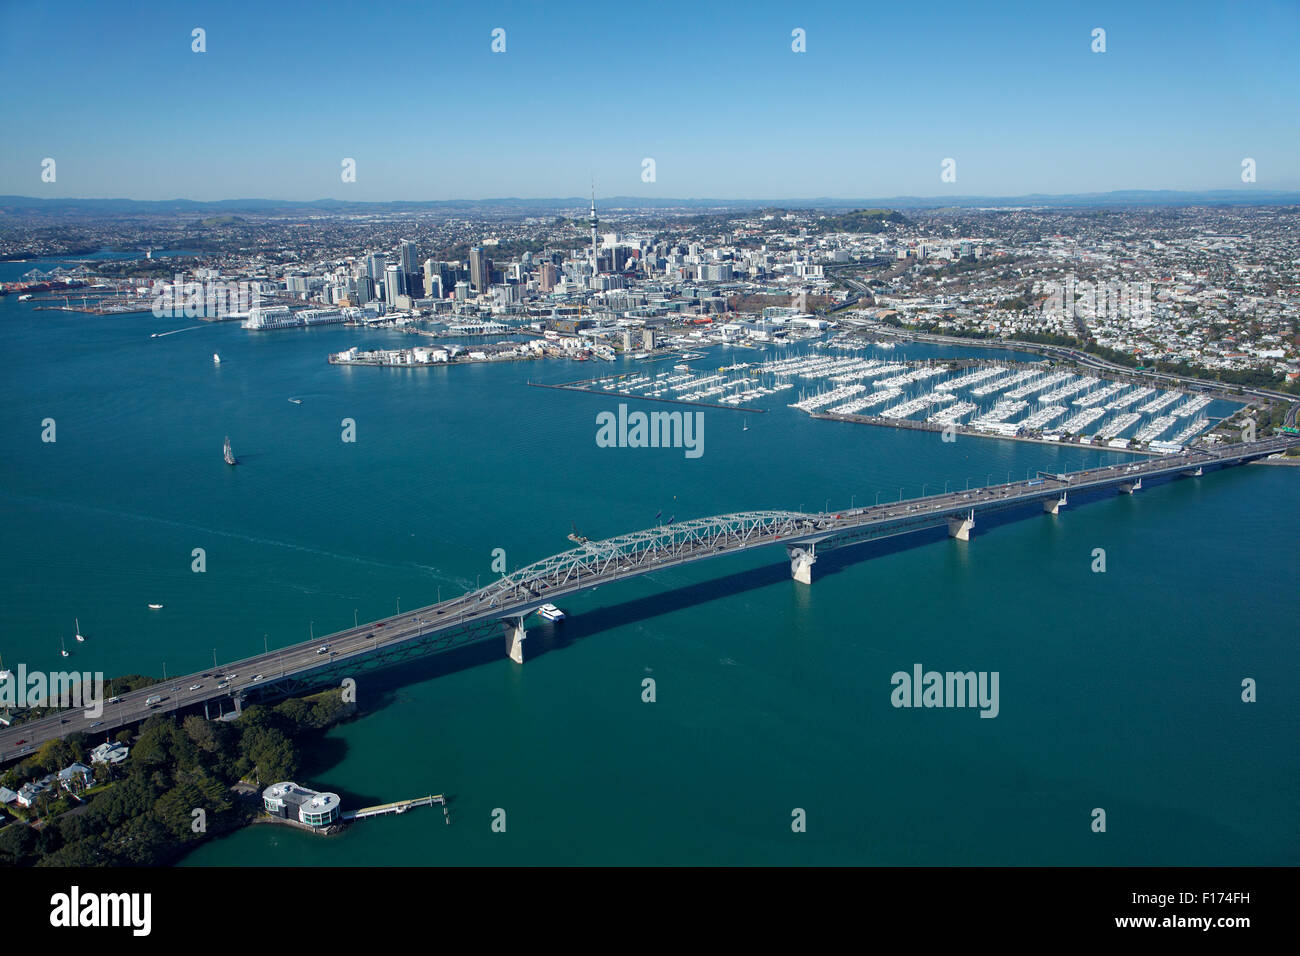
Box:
(1, 436, 1295, 761)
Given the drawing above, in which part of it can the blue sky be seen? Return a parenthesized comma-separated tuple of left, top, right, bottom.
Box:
(2, 0, 1297, 200)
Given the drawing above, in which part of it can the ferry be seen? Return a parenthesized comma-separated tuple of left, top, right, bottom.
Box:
(17, 294, 33, 302)
(148, 603, 164, 610)
(537, 603, 565, 622)
(288, 397, 303, 404)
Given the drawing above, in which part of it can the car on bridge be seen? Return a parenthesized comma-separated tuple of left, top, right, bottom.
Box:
(317, 644, 331, 654)
(251, 674, 264, 682)
(189, 683, 203, 691)
(217, 681, 230, 689)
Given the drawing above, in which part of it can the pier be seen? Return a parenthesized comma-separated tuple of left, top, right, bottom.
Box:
(344, 794, 447, 821)
(1, 435, 1295, 761)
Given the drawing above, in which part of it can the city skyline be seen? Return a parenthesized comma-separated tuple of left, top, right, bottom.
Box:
(3, 0, 1299, 200)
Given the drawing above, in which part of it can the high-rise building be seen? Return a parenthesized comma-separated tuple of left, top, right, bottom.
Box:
(469, 245, 489, 292)
(384, 264, 405, 302)
(539, 263, 558, 292)
(400, 240, 419, 289)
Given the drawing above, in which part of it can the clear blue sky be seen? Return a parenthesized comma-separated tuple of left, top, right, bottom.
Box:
(2, 0, 1297, 200)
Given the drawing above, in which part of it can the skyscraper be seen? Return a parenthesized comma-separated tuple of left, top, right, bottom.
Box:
(469, 245, 489, 292)
(400, 240, 418, 288)
(384, 263, 405, 302)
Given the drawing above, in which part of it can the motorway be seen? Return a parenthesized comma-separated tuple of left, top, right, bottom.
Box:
(1, 435, 1294, 763)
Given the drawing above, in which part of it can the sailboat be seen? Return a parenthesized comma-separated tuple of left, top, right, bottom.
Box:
(742, 418, 749, 432)
(75, 618, 85, 642)
(213, 353, 221, 365)
(60, 635, 69, 658)
(223, 436, 237, 466)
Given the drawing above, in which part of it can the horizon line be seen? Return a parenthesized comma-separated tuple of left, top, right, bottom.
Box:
(3, 187, 1300, 207)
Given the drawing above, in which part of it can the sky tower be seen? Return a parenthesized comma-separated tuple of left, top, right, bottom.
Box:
(589, 182, 599, 277)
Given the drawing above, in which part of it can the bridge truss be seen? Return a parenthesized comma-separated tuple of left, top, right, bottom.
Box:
(473, 510, 830, 613)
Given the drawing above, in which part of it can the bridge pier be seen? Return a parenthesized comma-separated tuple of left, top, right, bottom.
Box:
(946, 511, 975, 541)
(1181, 466, 1203, 477)
(1119, 478, 1142, 494)
(787, 545, 817, 584)
(503, 616, 526, 664)
(1043, 492, 1067, 515)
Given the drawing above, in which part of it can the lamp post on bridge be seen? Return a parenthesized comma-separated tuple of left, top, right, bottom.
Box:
(944, 480, 949, 494)
(986, 473, 992, 488)
(922, 483, 929, 497)
(966, 477, 972, 491)
(875, 491, 882, 505)
(850, 495, 855, 509)
(354, 609, 358, 629)
(899, 487, 904, 502)
(263, 634, 269, 655)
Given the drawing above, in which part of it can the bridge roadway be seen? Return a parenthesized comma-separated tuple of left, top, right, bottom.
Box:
(1, 436, 1294, 762)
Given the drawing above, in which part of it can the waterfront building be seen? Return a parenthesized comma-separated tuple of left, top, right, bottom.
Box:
(262, 781, 341, 828)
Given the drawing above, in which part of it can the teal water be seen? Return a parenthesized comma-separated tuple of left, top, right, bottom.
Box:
(2, 269, 1297, 866)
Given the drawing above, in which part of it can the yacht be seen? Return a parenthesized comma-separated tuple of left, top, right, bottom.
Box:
(60, 635, 69, 658)
(148, 603, 164, 610)
(213, 353, 221, 365)
(75, 618, 85, 642)
(537, 603, 565, 622)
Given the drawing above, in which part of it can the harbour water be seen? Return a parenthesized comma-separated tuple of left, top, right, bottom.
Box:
(2, 260, 1297, 865)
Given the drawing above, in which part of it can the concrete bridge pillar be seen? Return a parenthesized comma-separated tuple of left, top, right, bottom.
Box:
(503, 616, 526, 664)
(787, 545, 817, 584)
(1181, 466, 1203, 477)
(947, 511, 975, 541)
(1119, 478, 1142, 494)
(1043, 492, 1067, 515)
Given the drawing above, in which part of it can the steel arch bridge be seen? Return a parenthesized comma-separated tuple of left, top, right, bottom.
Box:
(473, 510, 830, 615)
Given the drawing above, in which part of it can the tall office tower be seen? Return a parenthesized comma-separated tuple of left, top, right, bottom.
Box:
(400, 240, 419, 287)
(356, 276, 374, 305)
(469, 245, 488, 292)
(539, 263, 558, 292)
(384, 264, 405, 302)
(367, 253, 385, 284)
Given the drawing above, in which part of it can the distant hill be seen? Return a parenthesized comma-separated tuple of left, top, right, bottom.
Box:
(0, 190, 1297, 218)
